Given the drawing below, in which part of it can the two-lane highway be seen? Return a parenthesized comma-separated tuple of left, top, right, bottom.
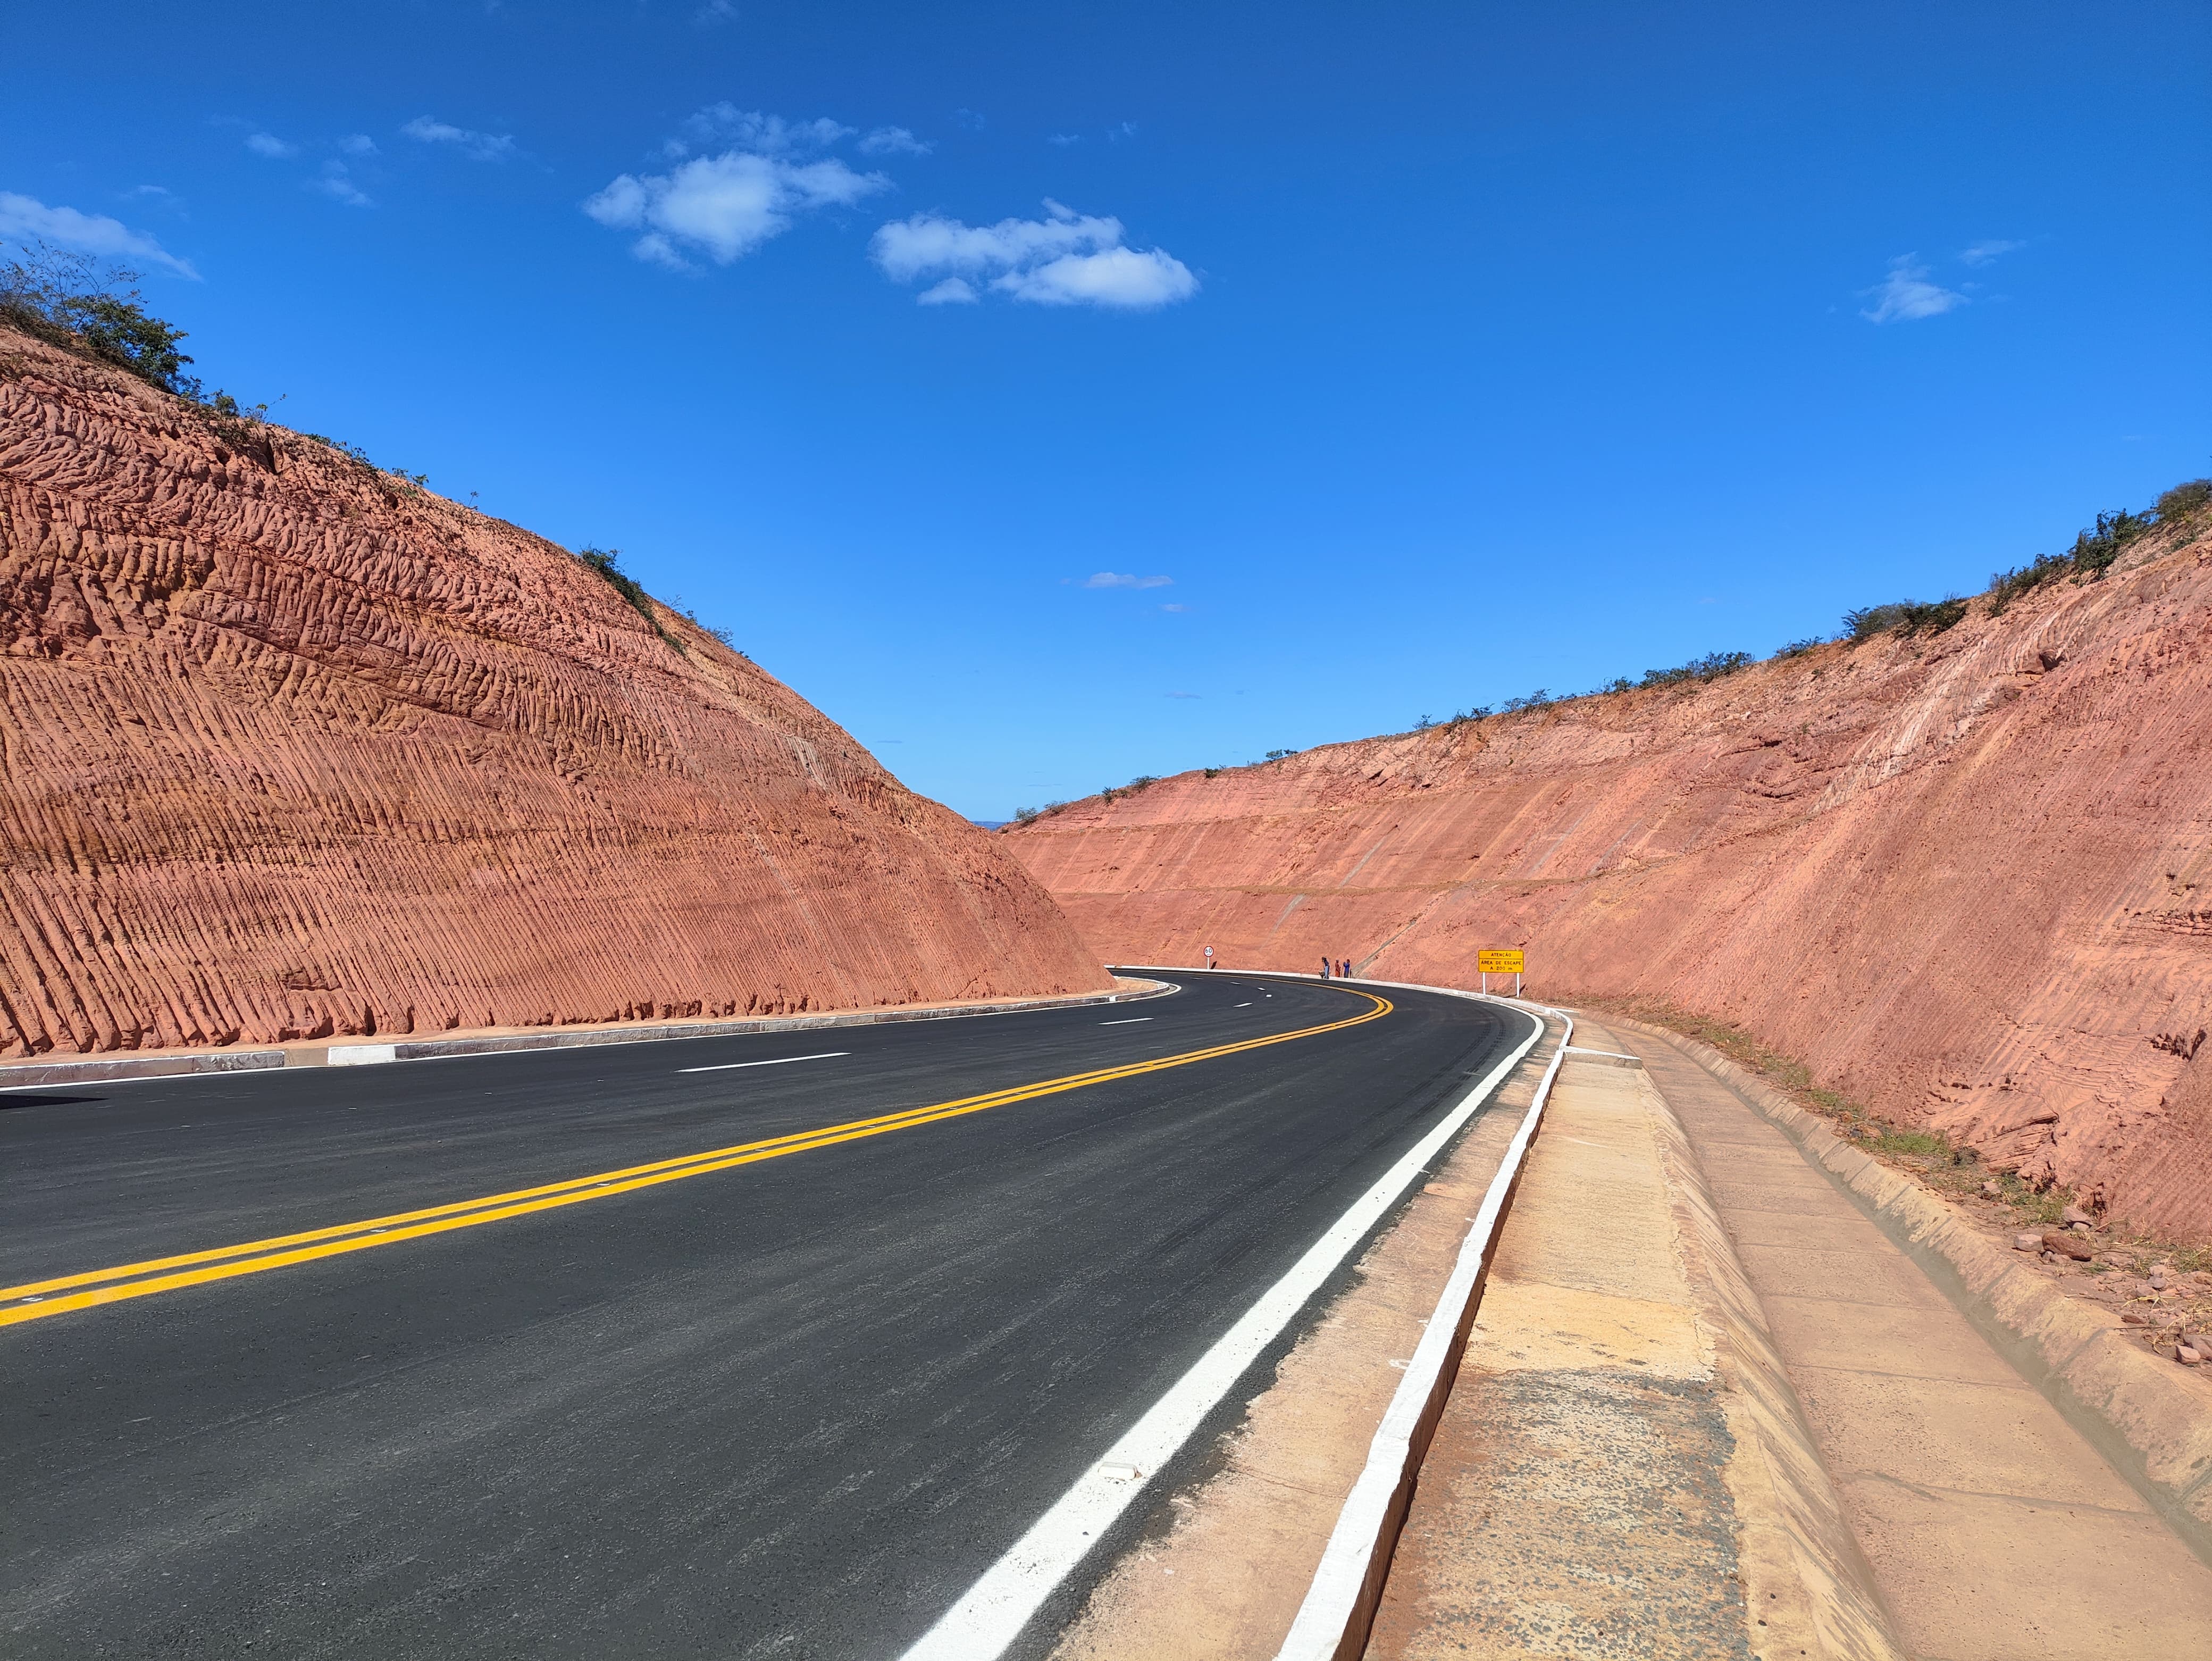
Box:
(2, 973, 1532, 1659)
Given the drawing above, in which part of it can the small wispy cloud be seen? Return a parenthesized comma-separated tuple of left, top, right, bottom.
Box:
(1164, 690, 1200, 698)
(339, 134, 379, 157)
(672, 106, 852, 158)
(123, 183, 173, 199)
(1861, 254, 1966, 324)
(917, 277, 977, 305)
(0, 191, 198, 277)
(1048, 133, 1082, 147)
(859, 126, 931, 156)
(401, 116, 516, 162)
(953, 108, 987, 131)
(1960, 238, 2025, 266)
(1107, 121, 1138, 141)
(245, 132, 297, 159)
(312, 161, 373, 208)
(1159, 603, 1189, 613)
(1079, 572, 1174, 589)
(696, 0, 736, 21)
(874, 199, 1197, 309)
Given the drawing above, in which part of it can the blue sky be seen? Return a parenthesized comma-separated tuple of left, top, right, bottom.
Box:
(6, 2, 2207, 818)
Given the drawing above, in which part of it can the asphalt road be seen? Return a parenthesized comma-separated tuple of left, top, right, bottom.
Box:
(2, 971, 1530, 1659)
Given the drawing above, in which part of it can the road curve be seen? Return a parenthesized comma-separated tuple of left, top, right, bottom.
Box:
(2, 972, 1526, 1659)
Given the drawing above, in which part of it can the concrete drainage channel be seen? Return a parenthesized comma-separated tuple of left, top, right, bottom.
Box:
(0, 979, 1176, 1089)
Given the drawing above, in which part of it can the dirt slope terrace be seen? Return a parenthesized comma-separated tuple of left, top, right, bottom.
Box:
(0, 323, 1108, 1055)
(1007, 520, 2212, 1239)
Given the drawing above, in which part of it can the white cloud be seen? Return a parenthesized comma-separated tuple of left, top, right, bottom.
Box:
(696, 0, 736, 21)
(917, 277, 977, 304)
(1861, 255, 1965, 323)
(672, 106, 851, 159)
(339, 133, 379, 157)
(245, 132, 296, 159)
(1960, 238, 2025, 266)
(1080, 572, 1174, 589)
(124, 184, 173, 199)
(0, 192, 198, 277)
(860, 126, 931, 156)
(1164, 689, 1200, 698)
(872, 199, 1197, 308)
(401, 116, 515, 162)
(585, 146, 886, 266)
(312, 161, 373, 208)
(1047, 132, 1082, 146)
(1160, 603, 1189, 613)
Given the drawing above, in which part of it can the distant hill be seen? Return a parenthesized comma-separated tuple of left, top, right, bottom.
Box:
(1006, 506, 2212, 1241)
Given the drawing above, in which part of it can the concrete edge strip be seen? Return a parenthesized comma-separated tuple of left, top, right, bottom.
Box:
(896, 971, 1546, 1661)
(0, 1049, 289, 1088)
(1271, 982, 1570, 1661)
(0, 981, 1174, 1089)
(1607, 1015, 2212, 1565)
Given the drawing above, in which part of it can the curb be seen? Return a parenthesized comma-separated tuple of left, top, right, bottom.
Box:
(323, 979, 1173, 1067)
(1266, 980, 1572, 1661)
(0, 1049, 287, 1088)
(1607, 1015, 2212, 1561)
(2, 979, 1173, 1088)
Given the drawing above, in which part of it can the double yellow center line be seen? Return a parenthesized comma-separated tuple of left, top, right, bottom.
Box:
(2, 989, 1391, 1329)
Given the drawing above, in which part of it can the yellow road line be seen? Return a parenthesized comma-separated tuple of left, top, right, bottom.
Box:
(2, 989, 1392, 1329)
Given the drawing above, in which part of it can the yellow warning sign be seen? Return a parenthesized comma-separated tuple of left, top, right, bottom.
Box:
(1478, 949, 1525, 974)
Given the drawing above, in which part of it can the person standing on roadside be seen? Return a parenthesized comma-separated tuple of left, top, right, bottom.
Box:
(1319, 956, 1330, 979)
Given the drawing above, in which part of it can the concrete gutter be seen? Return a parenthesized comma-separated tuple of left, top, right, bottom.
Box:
(0, 1049, 288, 1089)
(1, 978, 1172, 1088)
(1607, 1014, 2212, 1563)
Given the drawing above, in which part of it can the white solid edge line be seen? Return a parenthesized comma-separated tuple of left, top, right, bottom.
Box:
(1096, 1017, 1154, 1025)
(896, 996, 1545, 1661)
(1273, 995, 1570, 1661)
(677, 1051, 851, 1074)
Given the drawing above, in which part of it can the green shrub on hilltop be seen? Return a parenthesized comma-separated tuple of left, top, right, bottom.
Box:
(1, 242, 200, 397)
(1841, 597, 1968, 641)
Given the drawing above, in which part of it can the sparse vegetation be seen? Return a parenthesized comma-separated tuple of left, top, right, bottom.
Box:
(1500, 689, 1553, 713)
(1842, 596, 1969, 641)
(1772, 637, 1824, 659)
(1585, 994, 2212, 1273)
(575, 546, 683, 650)
(1, 243, 200, 397)
(1638, 649, 1752, 688)
(1984, 487, 2206, 614)
(1011, 806, 1042, 825)
(1265, 748, 1297, 760)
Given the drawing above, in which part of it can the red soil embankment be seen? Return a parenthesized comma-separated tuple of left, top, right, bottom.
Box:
(0, 325, 1109, 1054)
(1006, 526, 2212, 1239)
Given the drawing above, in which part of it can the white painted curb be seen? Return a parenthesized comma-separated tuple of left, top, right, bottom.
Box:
(1273, 977, 1573, 1661)
(899, 969, 1552, 1661)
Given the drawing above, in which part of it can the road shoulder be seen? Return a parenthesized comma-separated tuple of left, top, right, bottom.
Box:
(1048, 1041, 1548, 1659)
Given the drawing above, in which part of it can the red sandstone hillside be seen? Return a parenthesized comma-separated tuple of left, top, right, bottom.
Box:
(0, 323, 1109, 1055)
(1006, 520, 2212, 1239)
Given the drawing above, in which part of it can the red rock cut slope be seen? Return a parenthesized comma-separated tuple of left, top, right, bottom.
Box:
(0, 325, 1108, 1055)
(1006, 524, 2212, 1238)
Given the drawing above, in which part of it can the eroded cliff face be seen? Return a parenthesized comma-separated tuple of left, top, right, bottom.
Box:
(1007, 525, 2212, 1238)
(0, 326, 1109, 1054)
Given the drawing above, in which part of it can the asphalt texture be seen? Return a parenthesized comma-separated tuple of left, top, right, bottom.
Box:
(2, 972, 1530, 1660)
